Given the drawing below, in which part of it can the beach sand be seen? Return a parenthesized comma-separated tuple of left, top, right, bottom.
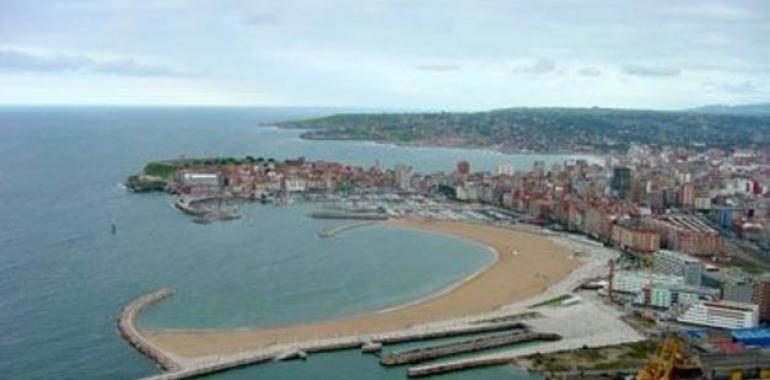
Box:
(144, 219, 580, 358)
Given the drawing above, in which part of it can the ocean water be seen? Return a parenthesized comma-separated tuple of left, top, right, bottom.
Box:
(0, 107, 583, 380)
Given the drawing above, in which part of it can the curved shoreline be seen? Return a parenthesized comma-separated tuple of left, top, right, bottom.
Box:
(142, 219, 580, 358)
(373, 225, 499, 315)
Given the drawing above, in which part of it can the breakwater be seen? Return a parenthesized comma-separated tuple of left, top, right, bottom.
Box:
(380, 331, 560, 366)
(119, 288, 182, 372)
(318, 221, 379, 238)
(137, 320, 531, 380)
(310, 210, 389, 220)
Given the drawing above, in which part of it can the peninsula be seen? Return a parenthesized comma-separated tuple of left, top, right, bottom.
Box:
(277, 107, 770, 153)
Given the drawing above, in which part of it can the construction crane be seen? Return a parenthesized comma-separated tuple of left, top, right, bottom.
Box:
(636, 334, 684, 380)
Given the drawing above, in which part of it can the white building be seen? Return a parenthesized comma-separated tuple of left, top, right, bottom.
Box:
(694, 197, 712, 211)
(653, 250, 705, 287)
(394, 164, 413, 191)
(496, 164, 515, 176)
(614, 270, 717, 309)
(181, 172, 220, 187)
(284, 177, 307, 192)
(677, 301, 759, 329)
(612, 270, 682, 294)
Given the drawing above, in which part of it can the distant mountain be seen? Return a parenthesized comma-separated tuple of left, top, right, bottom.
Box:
(688, 103, 770, 116)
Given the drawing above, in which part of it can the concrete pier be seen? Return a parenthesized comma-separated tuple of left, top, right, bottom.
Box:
(137, 320, 531, 380)
(380, 331, 561, 366)
(375, 321, 527, 345)
(119, 288, 182, 372)
(407, 356, 518, 377)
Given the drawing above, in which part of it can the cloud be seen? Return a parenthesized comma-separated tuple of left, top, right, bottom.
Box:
(578, 67, 601, 77)
(714, 80, 760, 94)
(621, 65, 682, 77)
(415, 63, 461, 72)
(513, 59, 556, 74)
(0, 48, 198, 77)
(621, 64, 681, 77)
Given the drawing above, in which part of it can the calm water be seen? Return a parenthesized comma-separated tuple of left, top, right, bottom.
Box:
(0, 107, 586, 380)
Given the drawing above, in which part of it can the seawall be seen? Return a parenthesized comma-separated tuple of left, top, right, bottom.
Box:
(119, 288, 182, 372)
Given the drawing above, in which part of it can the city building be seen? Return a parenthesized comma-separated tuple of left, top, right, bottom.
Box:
(180, 172, 221, 187)
(612, 270, 683, 294)
(394, 164, 413, 191)
(732, 328, 770, 347)
(642, 214, 725, 256)
(611, 223, 661, 254)
(636, 284, 717, 309)
(611, 167, 632, 199)
(754, 275, 770, 324)
(457, 160, 470, 175)
(653, 250, 705, 287)
(496, 164, 515, 176)
(723, 280, 755, 304)
(678, 301, 759, 329)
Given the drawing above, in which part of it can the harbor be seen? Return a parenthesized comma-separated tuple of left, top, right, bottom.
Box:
(123, 293, 557, 380)
(116, 219, 645, 380)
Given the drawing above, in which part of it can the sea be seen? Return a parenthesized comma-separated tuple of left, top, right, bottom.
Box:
(0, 107, 592, 380)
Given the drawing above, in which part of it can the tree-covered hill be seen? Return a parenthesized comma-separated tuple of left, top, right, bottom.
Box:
(278, 107, 770, 152)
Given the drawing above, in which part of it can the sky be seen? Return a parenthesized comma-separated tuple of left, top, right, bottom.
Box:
(0, 0, 768, 110)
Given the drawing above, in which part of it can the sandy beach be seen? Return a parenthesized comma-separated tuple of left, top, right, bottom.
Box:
(144, 219, 580, 358)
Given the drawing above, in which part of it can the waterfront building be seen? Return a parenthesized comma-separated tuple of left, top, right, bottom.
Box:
(283, 176, 307, 192)
(653, 250, 705, 287)
(642, 214, 725, 256)
(611, 223, 661, 254)
(678, 301, 759, 329)
(180, 172, 221, 187)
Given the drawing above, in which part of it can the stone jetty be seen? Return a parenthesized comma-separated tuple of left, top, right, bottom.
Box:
(118, 288, 182, 372)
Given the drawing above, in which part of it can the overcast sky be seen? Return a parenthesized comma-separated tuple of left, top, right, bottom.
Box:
(0, 0, 768, 110)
